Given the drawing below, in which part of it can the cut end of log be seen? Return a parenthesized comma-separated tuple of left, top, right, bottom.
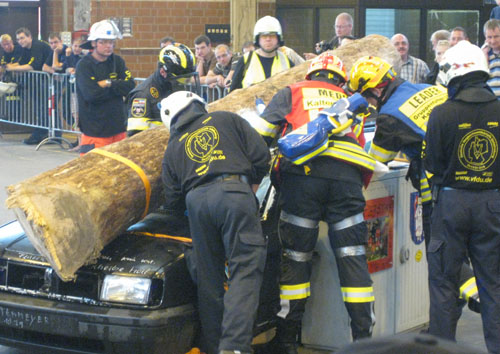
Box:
(5, 183, 101, 281)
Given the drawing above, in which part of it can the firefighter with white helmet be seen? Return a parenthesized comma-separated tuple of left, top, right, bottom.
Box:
(76, 19, 134, 154)
(422, 40, 500, 353)
(126, 43, 197, 136)
(160, 91, 270, 354)
(80, 19, 123, 49)
(229, 16, 292, 91)
(255, 53, 376, 353)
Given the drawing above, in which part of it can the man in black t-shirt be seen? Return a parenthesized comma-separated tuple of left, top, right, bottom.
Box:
(0, 34, 23, 84)
(43, 32, 68, 74)
(10, 28, 51, 72)
(7, 28, 52, 144)
(1, 34, 23, 69)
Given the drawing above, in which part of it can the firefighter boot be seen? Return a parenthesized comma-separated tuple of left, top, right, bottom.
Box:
(273, 319, 300, 354)
(468, 295, 481, 314)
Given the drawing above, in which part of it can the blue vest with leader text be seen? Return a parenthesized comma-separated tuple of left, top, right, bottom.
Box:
(379, 81, 447, 159)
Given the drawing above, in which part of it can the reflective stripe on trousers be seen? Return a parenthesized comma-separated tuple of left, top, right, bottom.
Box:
(341, 286, 375, 303)
(280, 210, 319, 229)
(280, 283, 311, 300)
(460, 276, 479, 301)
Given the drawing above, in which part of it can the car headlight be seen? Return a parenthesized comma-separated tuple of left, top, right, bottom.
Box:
(100, 275, 152, 305)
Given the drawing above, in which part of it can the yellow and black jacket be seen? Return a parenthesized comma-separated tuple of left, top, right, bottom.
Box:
(370, 77, 447, 202)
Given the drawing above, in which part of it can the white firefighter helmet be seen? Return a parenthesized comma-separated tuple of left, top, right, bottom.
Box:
(438, 40, 489, 86)
(253, 16, 284, 47)
(0, 81, 17, 96)
(88, 19, 123, 41)
(160, 91, 206, 130)
(80, 20, 123, 49)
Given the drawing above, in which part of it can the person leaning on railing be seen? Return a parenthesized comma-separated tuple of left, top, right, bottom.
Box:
(205, 44, 239, 89)
(7, 27, 53, 145)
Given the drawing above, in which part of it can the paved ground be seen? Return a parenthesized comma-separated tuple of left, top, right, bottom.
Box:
(0, 131, 489, 353)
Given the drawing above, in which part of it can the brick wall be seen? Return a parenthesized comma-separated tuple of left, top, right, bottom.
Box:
(45, 0, 276, 78)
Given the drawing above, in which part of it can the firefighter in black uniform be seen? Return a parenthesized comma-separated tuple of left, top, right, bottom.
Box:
(160, 91, 270, 354)
(253, 53, 376, 353)
(126, 43, 198, 136)
(76, 20, 134, 154)
(348, 56, 481, 313)
(422, 40, 500, 354)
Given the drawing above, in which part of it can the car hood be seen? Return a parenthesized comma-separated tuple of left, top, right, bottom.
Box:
(0, 220, 187, 279)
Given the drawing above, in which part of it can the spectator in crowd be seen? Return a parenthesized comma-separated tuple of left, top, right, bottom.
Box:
(391, 33, 429, 84)
(160, 91, 269, 354)
(62, 38, 86, 150)
(449, 26, 469, 47)
(42, 32, 71, 141)
(194, 35, 216, 85)
(43, 32, 67, 74)
(483, 19, 500, 98)
(7, 27, 51, 73)
(127, 43, 196, 136)
(426, 30, 451, 84)
(0, 34, 23, 122)
(434, 40, 450, 65)
(241, 40, 255, 54)
(304, 12, 354, 60)
(230, 16, 292, 92)
(63, 38, 85, 74)
(7, 27, 53, 145)
(429, 29, 451, 51)
(426, 39, 451, 84)
(432, 40, 451, 85)
(491, 0, 500, 19)
(76, 19, 134, 155)
(206, 44, 238, 88)
(159, 36, 175, 48)
(0, 34, 23, 68)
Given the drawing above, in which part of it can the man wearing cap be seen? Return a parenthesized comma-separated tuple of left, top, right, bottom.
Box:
(76, 20, 134, 154)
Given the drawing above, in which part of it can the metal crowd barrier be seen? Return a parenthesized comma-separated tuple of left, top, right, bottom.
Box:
(0, 71, 76, 149)
(0, 71, 51, 134)
(49, 72, 78, 149)
(0, 72, 228, 150)
(183, 82, 228, 103)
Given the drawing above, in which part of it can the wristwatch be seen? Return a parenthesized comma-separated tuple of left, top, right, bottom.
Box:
(106, 79, 112, 86)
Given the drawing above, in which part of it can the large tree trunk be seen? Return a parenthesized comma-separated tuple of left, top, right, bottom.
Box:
(6, 128, 168, 280)
(209, 34, 402, 111)
(5, 35, 400, 281)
